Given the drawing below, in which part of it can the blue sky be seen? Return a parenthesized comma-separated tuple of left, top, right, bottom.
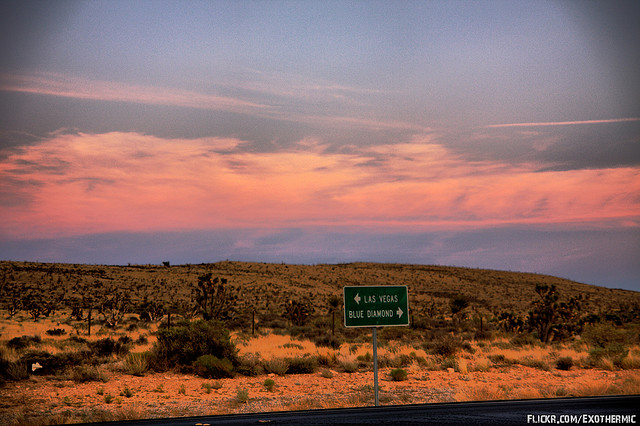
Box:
(1, 0, 639, 291)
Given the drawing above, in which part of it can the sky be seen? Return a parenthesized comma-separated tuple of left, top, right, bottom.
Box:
(0, 0, 638, 291)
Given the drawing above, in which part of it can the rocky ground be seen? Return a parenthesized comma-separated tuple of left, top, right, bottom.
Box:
(2, 364, 638, 425)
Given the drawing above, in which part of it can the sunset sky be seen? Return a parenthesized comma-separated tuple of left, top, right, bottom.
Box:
(1, 0, 639, 291)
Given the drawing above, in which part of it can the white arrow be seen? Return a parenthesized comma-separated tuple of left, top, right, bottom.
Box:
(396, 307, 403, 318)
(354, 293, 361, 305)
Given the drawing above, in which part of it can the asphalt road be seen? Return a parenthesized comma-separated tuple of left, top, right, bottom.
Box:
(85, 395, 639, 425)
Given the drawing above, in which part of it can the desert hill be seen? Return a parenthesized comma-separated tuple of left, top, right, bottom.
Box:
(1, 260, 638, 322)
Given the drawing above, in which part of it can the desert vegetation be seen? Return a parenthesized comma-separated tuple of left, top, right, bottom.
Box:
(0, 260, 638, 424)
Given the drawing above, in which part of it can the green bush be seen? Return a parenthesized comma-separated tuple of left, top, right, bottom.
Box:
(390, 368, 408, 381)
(263, 378, 275, 391)
(151, 319, 237, 370)
(192, 355, 234, 379)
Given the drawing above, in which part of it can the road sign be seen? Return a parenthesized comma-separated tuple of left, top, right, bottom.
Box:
(343, 286, 409, 327)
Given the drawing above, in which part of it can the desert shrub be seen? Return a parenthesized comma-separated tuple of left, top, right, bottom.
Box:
(0, 348, 28, 382)
(583, 324, 630, 368)
(236, 388, 249, 403)
(521, 358, 550, 371)
(135, 335, 148, 345)
(71, 365, 107, 383)
(390, 368, 408, 381)
(67, 335, 88, 344)
(487, 354, 512, 365)
(321, 368, 334, 378)
(377, 354, 400, 369)
(460, 341, 476, 354)
(120, 386, 134, 398)
(19, 350, 64, 375)
(340, 360, 358, 373)
(151, 319, 237, 370)
(117, 335, 133, 345)
(236, 353, 264, 377)
(263, 357, 289, 376)
(556, 356, 573, 371)
(89, 338, 129, 358)
(286, 355, 317, 374)
(510, 333, 539, 347)
(123, 352, 149, 376)
(58, 349, 91, 367)
(7, 335, 41, 350)
(313, 334, 343, 350)
(192, 355, 234, 379)
(430, 334, 461, 357)
(263, 378, 275, 391)
(441, 356, 457, 371)
(46, 328, 67, 336)
(621, 353, 640, 370)
(282, 342, 304, 350)
(396, 353, 414, 367)
(316, 352, 338, 368)
(357, 352, 372, 364)
(474, 329, 493, 341)
(472, 358, 492, 372)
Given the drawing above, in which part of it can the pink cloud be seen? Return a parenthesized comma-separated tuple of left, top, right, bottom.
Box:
(1, 132, 638, 239)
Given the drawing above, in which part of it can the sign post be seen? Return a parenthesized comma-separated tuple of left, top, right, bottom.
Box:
(343, 286, 409, 406)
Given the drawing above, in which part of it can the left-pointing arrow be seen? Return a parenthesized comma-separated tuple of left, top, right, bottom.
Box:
(354, 293, 361, 304)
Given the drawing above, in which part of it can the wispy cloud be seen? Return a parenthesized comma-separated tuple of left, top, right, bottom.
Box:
(0, 72, 270, 114)
(485, 118, 640, 128)
(1, 131, 638, 239)
(0, 71, 423, 133)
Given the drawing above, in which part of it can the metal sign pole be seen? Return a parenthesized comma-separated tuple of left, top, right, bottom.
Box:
(373, 327, 379, 407)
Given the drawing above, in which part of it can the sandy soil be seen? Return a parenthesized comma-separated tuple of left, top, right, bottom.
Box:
(1, 365, 638, 424)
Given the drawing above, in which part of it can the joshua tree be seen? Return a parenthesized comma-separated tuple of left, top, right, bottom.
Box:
(192, 273, 238, 321)
(327, 295, 341, 335)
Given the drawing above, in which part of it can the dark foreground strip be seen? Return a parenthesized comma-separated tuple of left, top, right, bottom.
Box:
(81, 395, 640, 426)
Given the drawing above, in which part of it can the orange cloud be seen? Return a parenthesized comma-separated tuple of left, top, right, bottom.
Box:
(1, 132, 638, 239)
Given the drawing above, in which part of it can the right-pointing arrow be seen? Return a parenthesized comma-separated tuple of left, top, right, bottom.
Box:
(396, 307, 403, 318)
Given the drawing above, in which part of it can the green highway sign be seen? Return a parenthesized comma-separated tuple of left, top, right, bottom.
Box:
(343, 286, 409, 327)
